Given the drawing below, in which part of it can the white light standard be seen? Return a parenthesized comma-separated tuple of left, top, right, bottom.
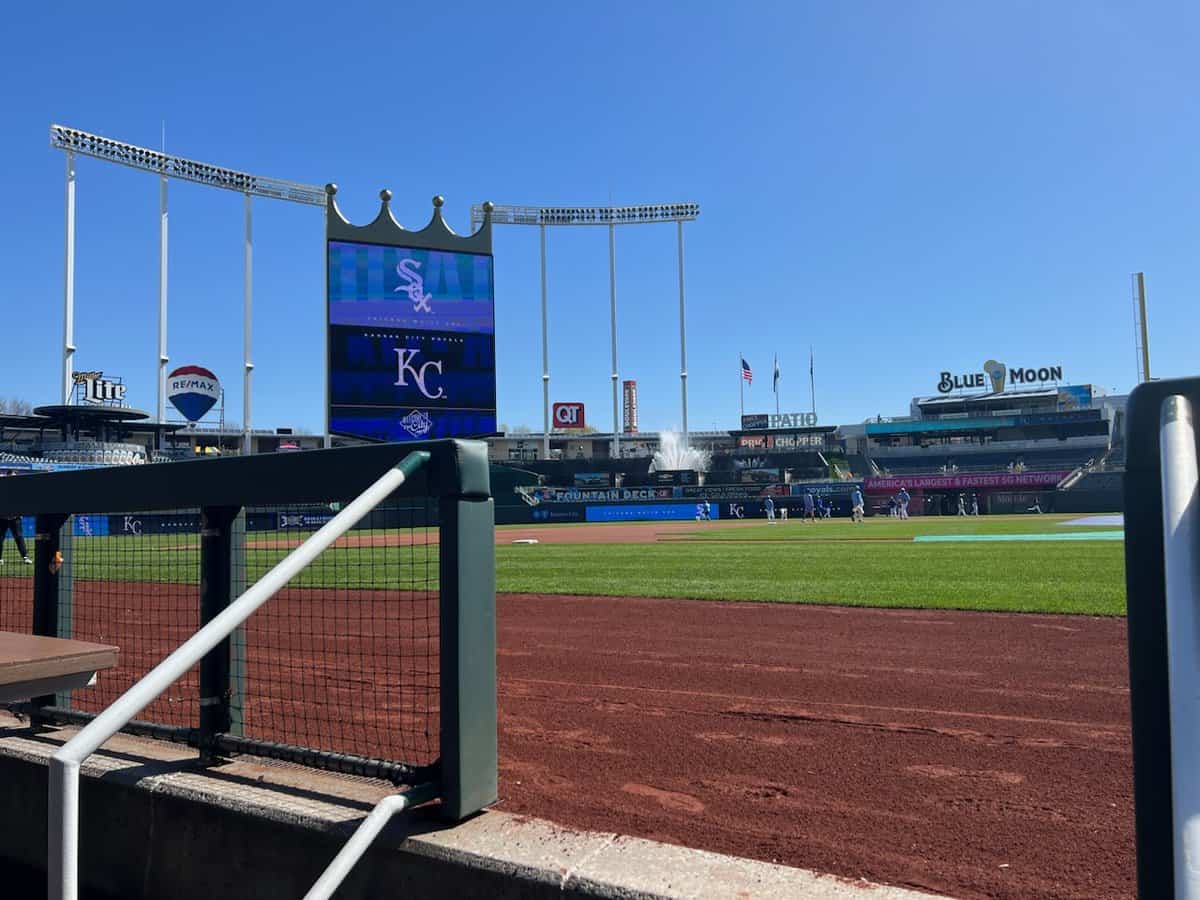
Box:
(472, 202, 701, 458)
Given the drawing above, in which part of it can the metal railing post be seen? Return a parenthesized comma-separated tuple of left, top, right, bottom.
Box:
(1160, 395, 1200, 899)
(32, 514, 70, 715)
(199, 506, 240, 760)
(438, 492, 497, 820)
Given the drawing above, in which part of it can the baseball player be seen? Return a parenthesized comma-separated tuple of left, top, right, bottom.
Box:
(0, 514, 31, 565)
(851, 487, 865, 523)
(764, 495, 776, 523)
(897, 487, 911, 520)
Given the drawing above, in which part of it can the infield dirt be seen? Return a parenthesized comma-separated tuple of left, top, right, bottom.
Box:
(495, 594, 1133, 900)
(42, 580, 1133, 899)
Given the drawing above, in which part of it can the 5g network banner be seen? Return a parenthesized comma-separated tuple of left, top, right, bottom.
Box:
(328, 240, 496, 442)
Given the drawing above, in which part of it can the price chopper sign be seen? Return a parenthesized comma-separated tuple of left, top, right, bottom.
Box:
(937, 360, 1064, 394)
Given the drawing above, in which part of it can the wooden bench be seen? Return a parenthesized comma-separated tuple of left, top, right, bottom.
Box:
(0, 632, 118, 703)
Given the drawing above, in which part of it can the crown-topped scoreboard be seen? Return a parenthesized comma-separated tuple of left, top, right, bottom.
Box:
(325, 187, 496, 443)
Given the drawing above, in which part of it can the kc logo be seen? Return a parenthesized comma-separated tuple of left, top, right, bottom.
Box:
(122, 516, 143, 536)
(394, 348, 445, 400)
(394, 259, 433, 312)
(552, 402, 586, 429)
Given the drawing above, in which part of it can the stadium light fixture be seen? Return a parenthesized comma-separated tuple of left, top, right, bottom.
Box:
(471, 202, 699, 229)
(473, 200, 701, 460)
(50, 125, 326, 206)
(49, 123, 327, 459)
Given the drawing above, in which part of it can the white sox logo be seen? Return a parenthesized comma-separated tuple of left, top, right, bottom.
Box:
(394, 259, 433, 312)
(394, 348, 445, 399)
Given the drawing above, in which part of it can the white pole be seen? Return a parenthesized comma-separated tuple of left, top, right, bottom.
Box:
(739, 352, 744, 419)
(323, 207, 331, 449)
(540, 223, 550, 460)
(62, 152, 76, 405)
(157, 175, 169, 433)
(1160, 394, 1200, 900)
(609, 222, 619, 459)
(243, 194, 253, 455)
(303, 784, 437, 900)
(677, 220, 688, 445)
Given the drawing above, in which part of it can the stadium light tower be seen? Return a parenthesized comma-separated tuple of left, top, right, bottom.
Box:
(50, 124, 326, 451)
(472, 202, 700, 460)
(1132, 272, 1152, 384)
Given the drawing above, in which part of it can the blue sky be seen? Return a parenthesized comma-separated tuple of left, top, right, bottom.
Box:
(2, 2, 1197, 434)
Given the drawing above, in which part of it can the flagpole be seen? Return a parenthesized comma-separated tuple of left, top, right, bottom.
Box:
(809, 345, 816, 416)
(774, 353, 780, 416)
(739, 353, 744, 419)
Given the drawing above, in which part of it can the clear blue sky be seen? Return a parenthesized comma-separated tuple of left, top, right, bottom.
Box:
(2, 2, 1196, 434)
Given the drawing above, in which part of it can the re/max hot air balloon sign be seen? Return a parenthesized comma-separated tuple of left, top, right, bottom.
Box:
(166, 366, 221, 422)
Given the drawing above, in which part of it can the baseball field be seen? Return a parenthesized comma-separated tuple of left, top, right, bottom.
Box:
(0, 512, 1133, 898)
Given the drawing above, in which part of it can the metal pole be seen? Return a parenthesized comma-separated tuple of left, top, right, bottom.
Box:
(323, 208, 331, 449)
(243, 194, 253, 455)
(540, 224, 550, 460)
(609, 223, 619, 459)
(810, 346, 816, 417)
(303, 784, 438, 900)
(677, 220, 688, 445)
(1138, 272, 1152, 383)
(62, 152, 76, 405)
(1160, 394, 1200, 899)
(157, 175, 169, 434)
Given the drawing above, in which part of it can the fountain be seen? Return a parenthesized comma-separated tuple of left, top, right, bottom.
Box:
(650, 431, 711, 473)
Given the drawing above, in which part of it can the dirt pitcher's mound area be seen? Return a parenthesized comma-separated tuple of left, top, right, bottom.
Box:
(495, 595, 1133, 900)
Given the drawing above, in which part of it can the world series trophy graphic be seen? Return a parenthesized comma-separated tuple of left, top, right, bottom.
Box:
(983, 359, 1007, 393)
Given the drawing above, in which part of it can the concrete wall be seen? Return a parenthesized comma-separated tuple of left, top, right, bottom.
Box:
(0, 719, 925, 900)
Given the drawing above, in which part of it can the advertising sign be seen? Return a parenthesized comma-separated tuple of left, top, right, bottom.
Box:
(530, 486, 674, 504)
(71, 371, 126, 406)
(864, 471, 1071, 491)
(586, 503, 721, 523)
(552, 402, 586, 430)
(167, 365, 221, 422)
(327, 240, 496, 442)
(936, 360, 1065, 394)
(1057, 385, 1093, 411)
(738, 432, 827, 449)
(742, 413, 819, 430)
(622, 380, 639, 433)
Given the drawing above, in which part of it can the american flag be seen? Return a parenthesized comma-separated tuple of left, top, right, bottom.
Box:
(741, 358, 753, 385)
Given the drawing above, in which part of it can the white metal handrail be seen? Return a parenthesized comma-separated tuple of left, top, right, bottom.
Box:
(48, 450, 430, 900)
(1160, 395, 1200, 899)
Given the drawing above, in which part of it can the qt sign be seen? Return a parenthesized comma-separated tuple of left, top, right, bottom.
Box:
(552, 402, 586, 429)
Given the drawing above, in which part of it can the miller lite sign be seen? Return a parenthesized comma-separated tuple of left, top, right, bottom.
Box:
(72, 371, 126, 406)
(553, 402, 586, 430)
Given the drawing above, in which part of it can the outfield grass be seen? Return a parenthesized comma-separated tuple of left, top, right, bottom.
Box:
(0, 514, 1127, 616)
(670, 513, 1119, 541)
(495, 540, 1125, 615)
